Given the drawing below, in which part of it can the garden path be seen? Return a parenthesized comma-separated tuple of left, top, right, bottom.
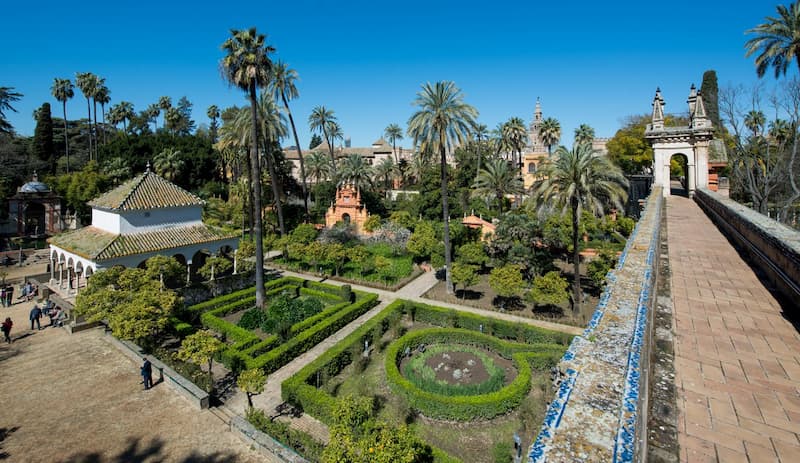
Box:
(225, 266, 581, 445)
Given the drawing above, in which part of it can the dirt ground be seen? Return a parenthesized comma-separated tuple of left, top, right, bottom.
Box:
(423, 265, 600, 327)
(0, 299, 264, 463)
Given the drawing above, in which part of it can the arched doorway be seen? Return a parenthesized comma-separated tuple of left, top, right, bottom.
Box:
(24, 203, 46, 236)
(669, 154, 689, 197)
(341, 213, 351, 225)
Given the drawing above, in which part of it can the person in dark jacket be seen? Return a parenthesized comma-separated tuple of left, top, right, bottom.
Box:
(2, 317, 12, 343)
(29, 305, 42, 330)
(141, 358, 153, 390)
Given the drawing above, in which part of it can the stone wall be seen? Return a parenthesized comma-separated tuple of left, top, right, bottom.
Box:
(694, 188, 800, 305)
(529, 187, 663, 462)
(180, 271, 257, 306)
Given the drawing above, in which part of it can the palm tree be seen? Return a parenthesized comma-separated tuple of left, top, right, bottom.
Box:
(471, 158, 523, 215)
(531, 144, 628, 313)
(384, 123, 404, 164)
(408, 151, 429, 185)
(745, 110, 767, 138)
(94, 82, 110, 146)
(117, 101, 135, 134)
(308, 106, 338, 178)
(207, 104, 220, 142)
(339, 153, 374, 191)
(270, 61, 310, 220)
(157, 96, 172, 132)
(474, 123, 489, 179)
(540, 117, 561, 155)
(373, 156, 395, 189)
(502, 117, 527, 168)
(0, 87, 22, 135)
(407, 81, 478, 294)
(221, 27, 276, 309)
(91, 77, 106, 154)
(154, 147, 185, 181)
(51, 78, 74, 172)
(769, 118, 792, 145)
(745, 2, 800, 78)
(305, 151, 332, 199)
(146, 104, 160, 132)
(75, 72, 98, 159)
(574, 124, 595, 146)
(255, 93, 289, 237)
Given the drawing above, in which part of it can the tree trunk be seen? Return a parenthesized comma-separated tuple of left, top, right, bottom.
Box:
(249, 82, 266, 310)
(263, 140, 286, 237)
(571, 200, 581, 314)
(86, 98, 93, 160)
(247, 392, 253, 409)
(63, 101, 70, 173)
(283, 94, 310, 221)
(441, 144, 454, 294)
(476, 137, 482, 179)
(93, 99, 99, 161)
(101, 104, 107, 145)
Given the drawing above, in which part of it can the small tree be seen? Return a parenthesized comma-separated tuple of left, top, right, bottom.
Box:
(488, 264, 524, 309)
(349, 246, 371, 277)
(374, 255, 393, 285)
(237, 368, 267, 408)
(406, 221, 438, 263)
(528, 271, 569, 308)
(456, 242, 488, 269)
(178, 330, 226, 388)
(145, 255, 184, 289)
(587, 249, 618, 288)
(363, 214, 382, 233)
(451, 262, 479, 299)
(198, 256, 233, 281)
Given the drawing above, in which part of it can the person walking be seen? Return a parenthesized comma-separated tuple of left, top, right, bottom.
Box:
(29, 304, 42, 330)
(1, 317, 12, 343)
(141, 358, 153, 390)
(5, 286, 12, 307)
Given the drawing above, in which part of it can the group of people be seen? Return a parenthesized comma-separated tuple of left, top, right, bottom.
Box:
(0, 282, 38, 307)
(1, 298, 66, 343)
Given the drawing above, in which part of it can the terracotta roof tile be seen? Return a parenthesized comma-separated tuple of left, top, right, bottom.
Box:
(88, 171, 204, 211)
(49, 225, 235, 261)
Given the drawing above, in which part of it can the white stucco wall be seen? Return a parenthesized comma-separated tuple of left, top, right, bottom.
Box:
(92, 209, 121, 234)
(118, 206, 202, 235)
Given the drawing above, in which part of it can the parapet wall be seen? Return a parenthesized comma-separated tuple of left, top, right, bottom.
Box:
(529, 186, 663, 462)
(694, 188, 800, 304)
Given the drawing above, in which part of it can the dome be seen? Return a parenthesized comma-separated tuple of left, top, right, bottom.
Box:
(20, 181, 51, 193)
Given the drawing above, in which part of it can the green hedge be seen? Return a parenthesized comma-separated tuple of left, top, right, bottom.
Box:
(384, 328, 563, 420)
(282, 299, 568, 425)
(298, 287, 344, 302)
(184, 276, 305, 318)
(168, 316, 195, 337)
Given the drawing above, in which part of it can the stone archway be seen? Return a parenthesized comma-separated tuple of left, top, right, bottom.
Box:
(645, 86, 714, 198)
(669, 153, 689, 196)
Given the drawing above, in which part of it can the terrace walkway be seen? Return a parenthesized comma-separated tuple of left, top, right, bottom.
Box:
(668, 195, 800, 462)
(225, 267, 582, 445)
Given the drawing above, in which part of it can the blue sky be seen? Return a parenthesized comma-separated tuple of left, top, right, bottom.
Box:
(1, 0, 783, 148)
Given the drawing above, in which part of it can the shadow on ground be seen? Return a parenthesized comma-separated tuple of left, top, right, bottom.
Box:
(56, 437, 242, 463)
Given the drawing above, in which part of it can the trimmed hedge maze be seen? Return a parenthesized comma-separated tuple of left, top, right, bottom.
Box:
(183, 277, 378, 374)
(282, 298, 572, 432)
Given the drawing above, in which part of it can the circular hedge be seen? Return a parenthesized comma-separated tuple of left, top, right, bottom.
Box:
(402, 343, 508, 396)
(385, 328, 536, 421)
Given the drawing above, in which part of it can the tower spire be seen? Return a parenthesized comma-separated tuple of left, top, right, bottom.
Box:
(651, 88, 665, 130)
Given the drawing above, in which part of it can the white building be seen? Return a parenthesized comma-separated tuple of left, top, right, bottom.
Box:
(48, 168, 239, 294)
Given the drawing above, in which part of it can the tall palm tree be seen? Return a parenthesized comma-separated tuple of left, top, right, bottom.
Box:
(474, 123, 489, 179)
(221, 27, 276, 309)
(305, 150, 332, 193)
(75, 72, 98, 159)
(471, 158, 523, 215)
(745, 110, 767, 137)
(745, 2, 800, 78)
(769, 118, 792, 145)
(384, 123, 404, 164)
(0, 87, 22, 135)
(255, 93, 289, 237)
(117, 101, 135, 134)
(309, 106, 338, 178)
(94, 82, 110, 146)
(154, 147, 185, 181)
(540, 117, 561, 155)
(373, 156, 395, 189)
(51, 78, 74, 172)
(146, 104, 160, 132)
(207, 104, 220, 142)
(270, 61, 310, 219)
(339, 153, 374, 191)
(502, 117, 527, 168)
(91, 77, 106, 155)
(574, 124, 595, 147)
(531, 144, 628, 313)
(407, 81, 478, 294)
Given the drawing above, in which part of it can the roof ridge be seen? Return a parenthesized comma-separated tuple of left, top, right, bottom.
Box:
(116, 172, 149, 211)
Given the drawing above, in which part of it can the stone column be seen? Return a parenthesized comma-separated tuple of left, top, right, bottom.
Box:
(186, 263, 191, 285)
(58, 263, 63, 287)
(233, 249, 238, 275)
(50, 257, 55, 282)
(687, 163, 696, 198)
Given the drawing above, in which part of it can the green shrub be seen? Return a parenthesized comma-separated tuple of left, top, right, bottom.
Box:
(492, 442, 513, 463)
(238, 307, 266, 330)
(246, 408, 325, 461)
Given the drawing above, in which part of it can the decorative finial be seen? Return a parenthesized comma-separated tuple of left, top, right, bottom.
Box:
(146, 161, 151, 172)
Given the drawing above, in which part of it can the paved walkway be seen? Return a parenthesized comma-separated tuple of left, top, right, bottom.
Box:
(0, 300, 263, 463)
(667, 195, 800, 462)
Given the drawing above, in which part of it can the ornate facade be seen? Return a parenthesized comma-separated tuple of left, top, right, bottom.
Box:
(324, 184, 370, 234)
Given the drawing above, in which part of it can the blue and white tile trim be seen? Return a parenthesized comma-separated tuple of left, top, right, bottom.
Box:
(528, 188, 663, 462)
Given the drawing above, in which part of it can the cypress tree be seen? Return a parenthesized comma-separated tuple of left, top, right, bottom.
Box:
(700, 70, 721, 130)
(33, 102, 55, 173)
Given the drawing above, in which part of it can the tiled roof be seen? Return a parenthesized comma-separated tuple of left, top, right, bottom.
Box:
(88, 170, 204, 211)
(49, 225, 236, 261)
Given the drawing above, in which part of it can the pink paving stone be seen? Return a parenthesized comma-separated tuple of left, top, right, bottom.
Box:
(668, 196, 800, 462)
